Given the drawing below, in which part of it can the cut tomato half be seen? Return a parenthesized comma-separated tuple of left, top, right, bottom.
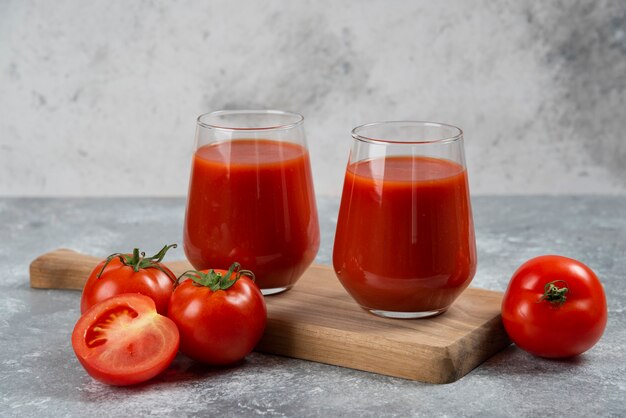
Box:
(72, 293, 179, 386)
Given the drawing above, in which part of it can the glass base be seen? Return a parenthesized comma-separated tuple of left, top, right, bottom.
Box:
(261, 286, 291, 296)
(367, 307, 448, 319)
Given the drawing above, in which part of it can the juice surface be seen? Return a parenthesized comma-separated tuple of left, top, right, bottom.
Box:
(184, 139, 320, 290)
(333, 155, 476, 312)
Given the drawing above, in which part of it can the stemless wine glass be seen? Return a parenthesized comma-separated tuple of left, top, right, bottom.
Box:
(333, 121, 477, 318)
(183, 110, 320, 295)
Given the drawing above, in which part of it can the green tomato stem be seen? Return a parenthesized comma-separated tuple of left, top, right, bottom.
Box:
(539, 280, 569, 306)
(96, 244, 177, 281)
(175, 262, 255, 291)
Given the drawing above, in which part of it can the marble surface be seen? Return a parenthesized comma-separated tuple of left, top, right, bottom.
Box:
(0, 196, 625, 417)
(1, 1, 626, 197)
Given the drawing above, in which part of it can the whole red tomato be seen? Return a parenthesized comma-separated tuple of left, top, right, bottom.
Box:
(168, 263, 267, 365)
(81, 245, 177, 315)
(502, 255, 607, 358)
(72, 293, 179, 386)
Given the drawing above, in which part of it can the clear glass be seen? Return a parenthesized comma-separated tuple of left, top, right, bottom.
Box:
(332, 121, 477, 318)
(184, 110, 320, 295)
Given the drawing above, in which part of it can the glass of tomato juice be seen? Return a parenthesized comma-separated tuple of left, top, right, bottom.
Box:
(183, 110, 320, 295)
(333, 121, 477, 318)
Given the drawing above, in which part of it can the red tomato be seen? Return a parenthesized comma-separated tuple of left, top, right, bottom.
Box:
(81, 245, 177, 315)
(72, 293, 179, 386)
(167, 263, 267, 365)
(502, 255, 607, 358)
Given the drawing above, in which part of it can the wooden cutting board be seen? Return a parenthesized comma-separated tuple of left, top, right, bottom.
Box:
(30, 249, 510, 384)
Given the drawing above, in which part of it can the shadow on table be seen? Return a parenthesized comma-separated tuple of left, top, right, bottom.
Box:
(477, 344, 589, 377)
(64, 353, 252, 402)
(155, 354, 245, 384)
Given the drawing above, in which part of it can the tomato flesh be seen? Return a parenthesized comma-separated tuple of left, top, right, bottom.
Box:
(72, 293, 179, 386)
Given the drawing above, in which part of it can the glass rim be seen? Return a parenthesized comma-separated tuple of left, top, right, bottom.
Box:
(196, 109, 304, 132)
(351, 121, 463, 145)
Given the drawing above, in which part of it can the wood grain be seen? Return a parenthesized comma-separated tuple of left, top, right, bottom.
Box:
(30, 249, 510, 384)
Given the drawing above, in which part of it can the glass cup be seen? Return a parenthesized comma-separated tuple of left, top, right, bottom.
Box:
(333, 121, 477, 318)
(183, 110, 320, 295)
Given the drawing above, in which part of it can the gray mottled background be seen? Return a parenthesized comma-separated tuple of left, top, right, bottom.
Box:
(1, 0, 625, 196)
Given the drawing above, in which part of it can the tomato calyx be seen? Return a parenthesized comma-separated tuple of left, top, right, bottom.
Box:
(538, 280, 569, 306)
(96, 244, 178, 281)
(176, 262, 255, 291)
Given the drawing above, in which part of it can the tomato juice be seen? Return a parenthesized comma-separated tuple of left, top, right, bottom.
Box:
(184, 139, 320, 291)
(333, 155, 476, 313)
